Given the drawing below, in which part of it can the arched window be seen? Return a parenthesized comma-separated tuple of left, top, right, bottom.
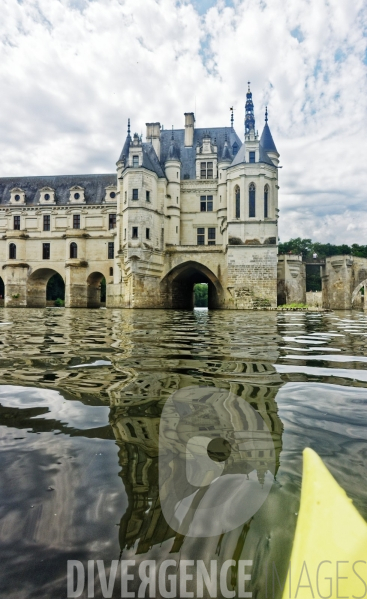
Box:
(249, 183, 256, 217)
(9, 243, 16, 259)
(264, 184, 269, 218)
(70, 242, 77, 259)
(235, 186, 240, 218)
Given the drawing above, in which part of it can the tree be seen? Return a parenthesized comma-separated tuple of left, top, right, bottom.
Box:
(194, 283, 208, 307)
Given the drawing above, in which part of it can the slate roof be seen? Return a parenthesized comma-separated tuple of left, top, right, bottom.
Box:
(142, 143, 165, 178)
(230, 124, 276, 168)
(160, 127, 242, 180)
(0, 174, 117, 206)
(260, 123, 278, 154)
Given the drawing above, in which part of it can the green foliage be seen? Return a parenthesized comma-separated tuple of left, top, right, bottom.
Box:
(194, 283, 208, 307)
(54, 298, 65, 307)
(47, 274, 65, 300)
(279, 238, 367, 260)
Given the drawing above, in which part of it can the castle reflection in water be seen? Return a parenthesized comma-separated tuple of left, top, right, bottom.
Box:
(109, 361, 284, 556)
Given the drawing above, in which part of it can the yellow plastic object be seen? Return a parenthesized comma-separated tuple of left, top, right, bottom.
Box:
(282, 448, 367, 599)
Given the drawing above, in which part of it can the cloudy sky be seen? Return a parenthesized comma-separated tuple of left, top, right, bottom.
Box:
(1, 0, 367, 243)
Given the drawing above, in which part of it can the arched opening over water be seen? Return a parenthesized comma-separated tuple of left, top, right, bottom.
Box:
(352, 279, 366, 310)
(87, 272, 106, 308)
(46, 273, 65, 304)
(0, 277, 4, 305)
(160, 261, 223, 310)
(28, 268, 65, 308)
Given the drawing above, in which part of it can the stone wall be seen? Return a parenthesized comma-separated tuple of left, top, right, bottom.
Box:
(277, 254, 306, 305)
(226, 246, 277, 309)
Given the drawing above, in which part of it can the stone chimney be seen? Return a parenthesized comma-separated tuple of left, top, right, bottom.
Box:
(146, 122, 161, 158)
(184, 112, 195, 147)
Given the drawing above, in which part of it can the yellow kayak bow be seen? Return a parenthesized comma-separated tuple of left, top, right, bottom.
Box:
(282, 448, 367, 599)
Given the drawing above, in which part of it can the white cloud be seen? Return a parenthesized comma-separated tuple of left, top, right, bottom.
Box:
(0, 0, 366, 243)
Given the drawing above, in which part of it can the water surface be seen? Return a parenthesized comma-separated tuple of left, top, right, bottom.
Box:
(0, 308, 367, 598)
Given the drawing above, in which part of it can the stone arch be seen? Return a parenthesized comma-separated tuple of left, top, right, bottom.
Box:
(160, 260, 224, 309)
(351, 278, 367, 308)
(87, 271, 105, 308)
(27, 267, 65, 308)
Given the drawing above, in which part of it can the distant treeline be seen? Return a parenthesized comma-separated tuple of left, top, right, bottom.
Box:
(278, 238, 367, 260)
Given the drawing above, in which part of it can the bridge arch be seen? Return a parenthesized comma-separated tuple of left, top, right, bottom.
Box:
(87, 271, 105, 308)
(27, 268, 65, 308)
(160, 260, 224, 309)
(351, 278, 367, 308)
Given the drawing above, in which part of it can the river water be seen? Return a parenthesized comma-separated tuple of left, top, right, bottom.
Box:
(0, 308, 367, 598)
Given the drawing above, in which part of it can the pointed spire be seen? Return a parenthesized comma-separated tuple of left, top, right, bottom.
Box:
(230, 106, 234, 129)
(245, 82, 255, 135)
(171, 125, 174, 141)
(117, 118, 132, 163)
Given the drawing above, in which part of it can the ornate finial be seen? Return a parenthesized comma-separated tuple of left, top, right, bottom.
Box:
(171, 125, 174, 141)
(127, 118, 131, 136)
(230, 106, 234, 128)
(265, 106, 268, 123)
(248, 81, 251, 91)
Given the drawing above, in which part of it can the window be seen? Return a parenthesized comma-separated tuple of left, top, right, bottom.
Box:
(133, 155, 139, 167)
(176, 226, 178, 233)
(14, 216, 20, 230)
(109, 191, 116, 199)
(109, 267, 113, 276)
(208, 228, 216, 245)
(232, 142, 238, 156)
(9, 243, 16, 259)
(43, 215, 50, 231)
(108, 242, 114, 259)
(124, 191, 127, 204)
(70, 242, 77, 259)
(235, 186, 240, 218)
(73, 214, 80, 229)
(132, 189, 139, 200)
(44, 193, 50, 201)
(124, 228, 126, 240)
(43, 243, 50, 260)
(176, 197, 178, 204)
(74, 192, 80, 200)
(200, 161, 213, 179)
(197, 228, 205, 245)
(249, 151, 255, 163)
(197, 228, 216, 245)
(146, 228, 150, 240)
(249, 183, 256, 217)
(146, 190, 150, 202)
(264, 185, 269, 218)
(132, 227, 138, 239)
(200, 196, 213, 212)
(109, 214, 116, 229)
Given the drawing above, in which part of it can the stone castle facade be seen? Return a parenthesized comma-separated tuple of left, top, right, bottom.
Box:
(0, 86, 281, 309)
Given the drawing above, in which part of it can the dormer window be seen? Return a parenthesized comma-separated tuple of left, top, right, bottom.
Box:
(69, 186, 85, 203)
(104, 186, 117, 203)
(133, 155, 139, 167)
(39, 187, 55, 204)
(249, 151, 255, 163)
(200, 162, 213, 179)
(10, 188, 26, 205)
(232, 142, 238, 156)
